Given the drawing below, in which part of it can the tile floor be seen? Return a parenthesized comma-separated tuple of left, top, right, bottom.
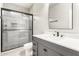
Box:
(1, 42, 33, 56)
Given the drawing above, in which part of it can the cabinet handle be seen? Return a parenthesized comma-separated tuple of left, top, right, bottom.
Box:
(33, 49, 36, 52)
(43, 49, 47, 52)
(33, 43, 36, 46)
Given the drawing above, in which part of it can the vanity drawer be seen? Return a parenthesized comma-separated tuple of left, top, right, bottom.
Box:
(43, 42, 79, 56)
(38, 44, 61, 56)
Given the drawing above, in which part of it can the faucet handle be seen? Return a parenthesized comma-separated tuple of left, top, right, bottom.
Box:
(53, 34, 55, 36)
(60, 35, 63, 37)
(57, 32, 59, 37)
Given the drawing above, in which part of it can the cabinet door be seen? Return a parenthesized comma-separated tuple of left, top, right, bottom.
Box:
(33, 40, 38, 56)
(38, 44, 60, 56)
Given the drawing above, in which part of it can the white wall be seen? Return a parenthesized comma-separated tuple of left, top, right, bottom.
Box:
(30, 3, 49, 35)
(2, 3, 29, 13)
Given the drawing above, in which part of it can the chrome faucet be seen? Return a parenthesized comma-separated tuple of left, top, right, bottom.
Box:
(53, 31, 63, 37)
(53, 31, 59, 37)
(57, 32, 59, 37)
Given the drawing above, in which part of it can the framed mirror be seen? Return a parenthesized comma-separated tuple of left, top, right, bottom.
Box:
(48, 3, 73, 29)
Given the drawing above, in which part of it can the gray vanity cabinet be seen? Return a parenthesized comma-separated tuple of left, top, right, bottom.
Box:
(33, 37, 79, 56)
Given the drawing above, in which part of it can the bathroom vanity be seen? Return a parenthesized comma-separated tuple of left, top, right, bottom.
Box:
(33, 34, 79, 56)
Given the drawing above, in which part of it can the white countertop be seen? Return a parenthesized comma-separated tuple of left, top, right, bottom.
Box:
(33, 33, 79, 52)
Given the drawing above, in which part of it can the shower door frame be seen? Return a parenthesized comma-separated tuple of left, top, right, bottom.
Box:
(1, 8, 33, 52)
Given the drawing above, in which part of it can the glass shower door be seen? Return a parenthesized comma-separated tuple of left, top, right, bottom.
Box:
(1, 9, 33, 52)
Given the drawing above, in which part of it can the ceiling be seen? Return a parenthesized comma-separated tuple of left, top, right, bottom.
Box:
(14, 3, 33, 9)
